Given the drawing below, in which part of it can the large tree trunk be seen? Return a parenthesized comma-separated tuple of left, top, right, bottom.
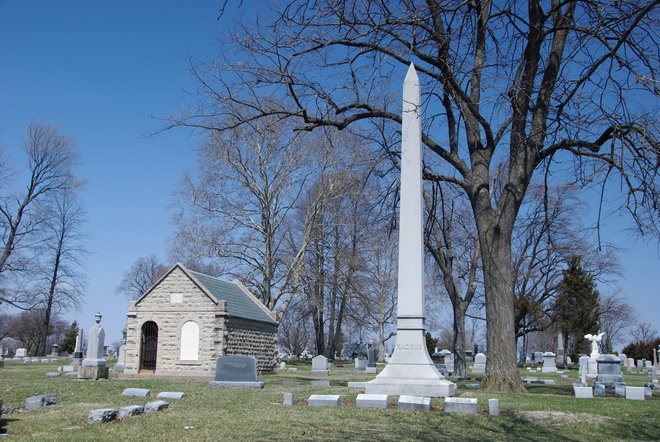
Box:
(478, 223, 525, 392)
(452, 300, 468, 378)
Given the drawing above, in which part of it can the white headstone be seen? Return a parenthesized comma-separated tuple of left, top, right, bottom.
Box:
(311, 355, 329, 376)
(541, 352, 558, 373)
(82, 313, 106, 367)
(15, 348, 27, 358)
(472, 353, 486, 374)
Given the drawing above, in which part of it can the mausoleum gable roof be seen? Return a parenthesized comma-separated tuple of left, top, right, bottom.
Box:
(188, 270, 278, 325)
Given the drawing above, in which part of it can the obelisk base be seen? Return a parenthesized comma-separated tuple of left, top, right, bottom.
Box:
(365, 327, 456, 397)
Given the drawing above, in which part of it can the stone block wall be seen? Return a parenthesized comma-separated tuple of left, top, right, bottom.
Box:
(225, 317, 277, 373)
(124, 267, 227, 377)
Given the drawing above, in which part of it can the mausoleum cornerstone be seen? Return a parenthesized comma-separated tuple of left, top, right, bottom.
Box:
(124, 263, 278, 377)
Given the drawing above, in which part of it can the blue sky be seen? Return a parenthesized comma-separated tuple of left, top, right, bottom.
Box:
(0, 1, 658, 347)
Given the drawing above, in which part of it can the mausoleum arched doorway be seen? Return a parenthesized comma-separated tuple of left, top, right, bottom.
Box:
(139, 321, 158, 371)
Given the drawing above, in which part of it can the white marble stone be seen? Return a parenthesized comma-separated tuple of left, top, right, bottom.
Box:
(307, 394, 341, 407)
(542, 352, 558, 373)
(365, 64, 455, 398)
(356, 394, 388, 409)
(444, 397, 477, 414)
(488, 398, 499, 416)
(398, 395, 431, 411)
(574, 387, 593, 399)
(625, 386, 645, 400)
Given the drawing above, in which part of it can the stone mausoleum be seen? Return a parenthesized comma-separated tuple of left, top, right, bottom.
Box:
(124, 263, 278, 377)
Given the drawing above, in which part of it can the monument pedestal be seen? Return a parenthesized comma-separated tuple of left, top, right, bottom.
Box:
(365, 326, 456, 397)
(78, 365, 109, 380)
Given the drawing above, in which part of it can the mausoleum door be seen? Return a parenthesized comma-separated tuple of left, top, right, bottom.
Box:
(139, 321, 158, 372)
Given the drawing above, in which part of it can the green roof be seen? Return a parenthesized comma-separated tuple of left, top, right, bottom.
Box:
(189, 270, 278, 325)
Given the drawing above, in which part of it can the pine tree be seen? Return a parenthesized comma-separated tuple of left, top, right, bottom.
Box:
(553, 256, 601, 359)
(59, 321, 78, 354)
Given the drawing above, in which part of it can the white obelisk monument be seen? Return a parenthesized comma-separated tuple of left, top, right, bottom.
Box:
(365, 63, 456, 397)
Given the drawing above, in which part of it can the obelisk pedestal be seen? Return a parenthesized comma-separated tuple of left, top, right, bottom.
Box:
(365, 64, 455, 398)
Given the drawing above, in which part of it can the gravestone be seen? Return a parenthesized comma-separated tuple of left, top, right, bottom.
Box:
(533, 351, 544, 363)
(356, 393, 388, 409)
(355, 358, 367, 371)
(444, 397, 477, 414)
(122, 388, 151, 397)
(488, 398, 499, 416)
(594, 383, 606, 397)
(445, 353, 454, 375)
(311, 355, 329, 376)
(637, 359, 644, 369)
(574, 386, 593, 399)
(283, 392, 293, 406)
(618, 353, 627, 367)
(366, 342, 377, 374)
(115, 327, 127, 373)
(25, 394, 57, 409)
(78, 313, 109, 380)
(398, 395, 431, 411)
(541, 352, 558, 373)
(556, 332, 565, 368)
(307, 394, 341, 407)
(579, 356, 589, 385)
(625, 386, 645, 400)
(88, 408, 118, 424)
(72, 327, 83, 366)
(144, 400, 169, 412)
(311, 380, 330, 387)
(118, 405, 144, 418)
(472, 353, 486, 374)
(566, 356, 572, 366)
(157, 391, 185, 400)
(15, 348, 27, 358)
(596, 354, 623, 386)
(208, 355, 264, 388)
(627, 358, 635, 370)
(50, 344, 58, 357)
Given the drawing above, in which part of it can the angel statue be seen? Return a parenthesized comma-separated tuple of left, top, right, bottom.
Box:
(584, 332, 606, 359)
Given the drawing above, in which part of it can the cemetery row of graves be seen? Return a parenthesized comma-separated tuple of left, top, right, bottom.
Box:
(0, 345, 658, 440)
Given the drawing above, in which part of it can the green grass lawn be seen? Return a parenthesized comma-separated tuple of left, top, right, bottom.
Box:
(1, 359, 658, 441)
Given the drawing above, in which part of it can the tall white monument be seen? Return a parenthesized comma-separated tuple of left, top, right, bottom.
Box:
(365, 64, 456, 397)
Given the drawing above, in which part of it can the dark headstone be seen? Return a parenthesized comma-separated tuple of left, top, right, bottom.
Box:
(208, 355, 264, 388)
(367, 342, 376, 368)
(214, 355, 258, 382)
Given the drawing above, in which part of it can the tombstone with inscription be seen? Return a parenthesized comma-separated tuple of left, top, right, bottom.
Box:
(50, 344, 58, 357)
(355, 358, 367, 371)
(208, 355, 264, 388)
(311, 355, 330, 376)
(542, 352, 558, 373)
(596, 354, 623, 386)
(445, 353, 454, 375)
(472, 353, 486, 374)
(78, 312, 109, 380)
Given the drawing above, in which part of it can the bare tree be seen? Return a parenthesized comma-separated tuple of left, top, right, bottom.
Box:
(115, 255, 169, 300)
(629, 322, 659, 343)
(176, 1, 659, 391)
(598, 291, 636, 353)
(277, 298, 313, 356)
(424, 182, 481, 377)
(359, 230, 397, 361)
(29, 189, 86, 355)
(171, 118, 329, 316)
(0, 123, 78, 306)
(4, 309, 69, 355)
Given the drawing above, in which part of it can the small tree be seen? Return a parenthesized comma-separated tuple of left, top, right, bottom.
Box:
(59, 320, 78, 354)
(553, 256, 601, 359)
